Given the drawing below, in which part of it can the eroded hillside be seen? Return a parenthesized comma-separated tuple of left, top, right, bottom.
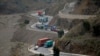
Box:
(56, 0, 100, 55)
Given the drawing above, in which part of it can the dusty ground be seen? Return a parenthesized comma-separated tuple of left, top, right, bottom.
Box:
(0, 12, 57, 56)
(0, 14, 22, 56)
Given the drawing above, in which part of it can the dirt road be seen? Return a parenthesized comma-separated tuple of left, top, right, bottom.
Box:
(58, 1, 96, 19)
(0, 10, 58, 56)
(58, 11, 96, 19)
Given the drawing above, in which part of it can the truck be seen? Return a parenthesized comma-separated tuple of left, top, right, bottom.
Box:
(44, 40, 53, 48)
(37, 38, 50, 47)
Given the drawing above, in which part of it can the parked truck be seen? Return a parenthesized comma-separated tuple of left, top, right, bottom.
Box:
(37, 38, 50, 47)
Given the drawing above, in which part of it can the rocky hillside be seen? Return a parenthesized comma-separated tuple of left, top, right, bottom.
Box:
(57, 13, 100, 56)
(56, 0, 100, 56)
(54, 0, 100, 30)
(0, 0, 51, 14)
(73, 0, 100, 15)
(0, 0, 67, 15)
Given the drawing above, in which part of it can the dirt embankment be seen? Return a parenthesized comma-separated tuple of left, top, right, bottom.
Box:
(0, 0, 50, 14)
(0, 0, 68, 15)
(57, 13, 100, 56)
(0, 13, 58, 56)
(0, 14, 24, 56)
(56, 17, 84, 30)
(73, 0, 99, 15)
(56, 0, 100, 56)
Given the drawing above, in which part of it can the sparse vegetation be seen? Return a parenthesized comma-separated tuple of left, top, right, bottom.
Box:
(0, 0, 100, 56)
(10, 43, 24, 56)
(92, 0, 100, 6)
(92, 24, 100, 36)
(39, 54, 44, 56)
(24, 19, 30, 24)
(53, 46, 60, 56)
(83, 39, 100, 55)
(0, 0, 67, 14)
(56, 18, 61, 26)
(19, 23, 26, 28)
(58, 14, 100, 55)
(57, 29, 64, 38)
(83, 20, 90, 31)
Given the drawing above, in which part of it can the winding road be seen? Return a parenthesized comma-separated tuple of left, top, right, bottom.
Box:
(58, 1, 96, 19)
(58, 11, 96, 19)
